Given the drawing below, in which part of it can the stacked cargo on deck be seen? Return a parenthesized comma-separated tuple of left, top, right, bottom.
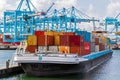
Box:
(75, 31, 91, 55)
(26, 30, 111, 56)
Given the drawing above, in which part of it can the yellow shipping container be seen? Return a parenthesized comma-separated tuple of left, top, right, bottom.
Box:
(53, 32, 59, 35)
(27, 35, 37, 46)
(53, 32, 64, 35)
(101, 36, 107, 44)
(45, 31, 54, 36)
(54, 36, 60, 46)
(59, 46, 69, 54)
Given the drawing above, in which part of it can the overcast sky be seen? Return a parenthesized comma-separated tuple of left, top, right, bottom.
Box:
(1, 0, 120, 18)
(0, 0, 120, 32)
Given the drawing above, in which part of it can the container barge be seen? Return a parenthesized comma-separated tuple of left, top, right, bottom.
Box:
(14, 30, 113, 76)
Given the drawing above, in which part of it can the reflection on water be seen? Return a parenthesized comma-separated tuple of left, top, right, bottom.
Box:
(0, 50, 120, 80)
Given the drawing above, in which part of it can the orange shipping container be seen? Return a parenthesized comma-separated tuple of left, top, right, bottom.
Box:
(59, 46, 69, 53)
(70, 46, 81, 56)
(38, 35, 54, 46)
(26, 45, 37, 53)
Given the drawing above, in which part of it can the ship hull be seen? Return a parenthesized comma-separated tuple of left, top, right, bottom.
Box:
(21, 51, 112, 77)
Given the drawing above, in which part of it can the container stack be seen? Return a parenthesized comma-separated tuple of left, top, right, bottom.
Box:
(90, 34, 95, 52)
(25, 30, 111, 56)
(26, 35, 37, 53)
(76, 31, 91, 55)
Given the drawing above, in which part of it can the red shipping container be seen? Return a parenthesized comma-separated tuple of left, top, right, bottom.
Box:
(69, 35, 80, 46)
(99, 43, 102, 51)
(95, 38, 99, 45)
(80, 46, 84, 56)
(12, 42, 20, 45)
(26, 45, 37, 53)
(60, 35, 70, 46)
(80, 36, 84, 43)
(63, 32, 75, 35)
(99, 43, 105, 51)
(35, 31, 44, 36)
(38, 35, 54, 46)
(3, 42, 11, 45)
(0, 38, 3, 43)
(84, 42, 91, 54)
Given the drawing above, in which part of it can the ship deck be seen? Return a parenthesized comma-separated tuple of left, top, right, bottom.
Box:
(14, 50, 112, 64)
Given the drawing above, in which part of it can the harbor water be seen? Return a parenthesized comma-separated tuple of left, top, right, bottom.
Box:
(0, 50, 120, 80)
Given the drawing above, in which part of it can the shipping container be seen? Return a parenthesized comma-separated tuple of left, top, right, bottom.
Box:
(84, 32, 91, 42)
(60, 35, 69, 46)
(95, 38, 99, 45)
(80, 46, 84, 56)
(45, 31, 54, 36)
(63, 32, 75, 35)
(38, 46, 47, 51)
(80, 36, 84, 43)
(38, 35, 54, 46)
(54, 36, 60, 46)
(0, 34, 3, 38)
(69, 35, 80, 46)
(27, 35, 37, 46)
(99, 37, 102, 43)
(26, 45, 37, 53)
(53, 32, 64, 35)
(101, 36, 107, 44)
(34, 31, 44, 36)
(84, 42, 91, 54)
(59, 46, 69, 53)
(12, 42, 20, 45)
(49, 46, 58, 52)
(75, 30, 84, 35)
(70, 46, 81, 56)
(76, 31, 91, 42)
(3, 42, 11, 45)
(91, 42, 95, 52)
(95, 45, 99, 52)
(0, 38, 3, 43)
(91, 34, 95, 42)
(99, 43, 105, 51)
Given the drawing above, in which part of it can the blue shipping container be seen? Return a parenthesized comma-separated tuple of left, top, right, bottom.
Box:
(75, 30, 91, 42)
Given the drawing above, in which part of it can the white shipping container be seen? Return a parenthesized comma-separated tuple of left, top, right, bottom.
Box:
(38, 46, 47, 51)
(49, 46, 58, 52)
(91, 42, 95, 52)
(91, 34, 95, 42)
(95, 45, 99, 52)
(99, 38, 102, 43)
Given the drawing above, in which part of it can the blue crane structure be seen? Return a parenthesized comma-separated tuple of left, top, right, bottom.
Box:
(4, 0, 35, 42)
(35, 6, 99, 32)
(3, 0, 99, 42)
(104, 13, 120, 43)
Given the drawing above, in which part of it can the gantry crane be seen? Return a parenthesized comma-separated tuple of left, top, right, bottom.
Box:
(4, 0, 36, 42)
(3, 0, 99, 42)
(104, 13, 120, 43)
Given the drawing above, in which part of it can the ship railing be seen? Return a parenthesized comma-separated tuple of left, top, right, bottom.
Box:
(34, 50, 78, 58)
